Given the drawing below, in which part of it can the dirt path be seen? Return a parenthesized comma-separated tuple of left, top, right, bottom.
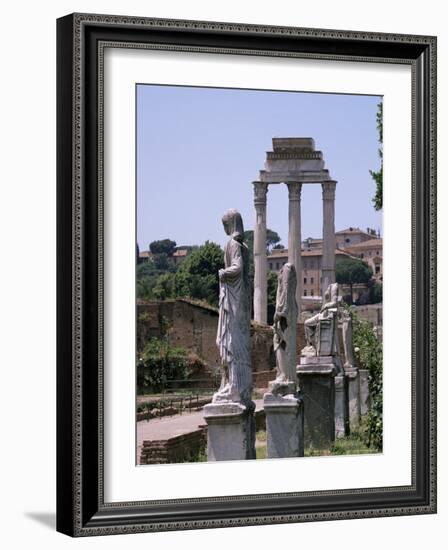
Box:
(137, 399, 264, 460)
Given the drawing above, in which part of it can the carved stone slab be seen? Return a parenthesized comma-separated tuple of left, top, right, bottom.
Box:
(263, 393, 304, 458)
(297, 362, 337, 449)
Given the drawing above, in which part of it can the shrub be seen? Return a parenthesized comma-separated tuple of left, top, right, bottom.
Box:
(137, 338, 204, 394)
(351, 308, 383, 451)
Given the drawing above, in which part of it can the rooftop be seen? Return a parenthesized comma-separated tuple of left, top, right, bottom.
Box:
(346, 238, 383, 249)
(268, 248, 356, 259)
(336, 227, 380, 238)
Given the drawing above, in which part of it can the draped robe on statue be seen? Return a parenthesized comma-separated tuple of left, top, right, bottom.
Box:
(215, 215, 252, 405)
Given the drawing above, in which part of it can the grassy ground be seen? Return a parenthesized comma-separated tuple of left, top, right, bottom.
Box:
(255, 429, 375, 459)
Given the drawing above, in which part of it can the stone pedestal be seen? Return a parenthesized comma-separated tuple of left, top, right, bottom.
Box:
(345, 367, 361, 430)
(264, 392, 304, 458)
(334, 373, 349, 438)
(203, 401, 256, 461)
(359, 369, 370, 416)
(297, 358, 336, 450)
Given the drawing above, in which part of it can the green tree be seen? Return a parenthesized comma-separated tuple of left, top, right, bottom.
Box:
(136, 261, 158, 300)
(152, 252, 170, 270)
(370, 101, 383, 211)
(369, 281, 383, 304)
(149, 238, 177, 256)
(243, 228, 283, 255)
(174, 241, 224, 306)
(267, 270, 279, 324)
(336, 258, 373, 304)
(152, 273, 175, 300)
(266, 229, 281, 252)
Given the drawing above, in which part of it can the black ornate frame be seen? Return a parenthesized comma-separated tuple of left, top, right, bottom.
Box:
(57, 13, 437, 536)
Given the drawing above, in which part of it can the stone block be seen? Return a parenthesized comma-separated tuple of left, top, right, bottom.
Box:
(203, 401, 255, 461)
(297, 362, 336, 450)
(345, 367, 361, 430)
(359, 369, 370, 416)
(264, 393, 304, 458)
(334, 373, 349, 438)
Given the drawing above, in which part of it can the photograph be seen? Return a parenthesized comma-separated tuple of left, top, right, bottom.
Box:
(135, 84, 384, 465)
(55, 12, 436, 536)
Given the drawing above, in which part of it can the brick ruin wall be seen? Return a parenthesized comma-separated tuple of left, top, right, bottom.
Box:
(137, 299, 345, 389)
(140, 428, 207, 465)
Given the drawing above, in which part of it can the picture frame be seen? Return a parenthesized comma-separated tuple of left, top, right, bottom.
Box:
(56, 13, 437, 536)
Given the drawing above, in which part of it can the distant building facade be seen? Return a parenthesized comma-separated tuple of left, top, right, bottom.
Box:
(138, 245, 192, 265)
(268, 247, 358, 298)
(270, 227, 383, 302)
(302, 226, 379, 251)
(172, 246, 193, 265)
(346, 238, 383, 281)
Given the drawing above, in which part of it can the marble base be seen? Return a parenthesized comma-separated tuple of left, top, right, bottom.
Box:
(359, 369, 370, 416)
(335, 373, 349, 438)
(203, 401, 255, 461)
(345, 367, 361, 430)
(297, 360, 336, 450)
(264, 392, 304, 458)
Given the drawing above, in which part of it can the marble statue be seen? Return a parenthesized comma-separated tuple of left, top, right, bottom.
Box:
(214, 208, 252, 405)
(264, 262, 303, 458)
(270, 263, 298, 395)
(341, 308, 355, 369)
(302, 282, 339, 357)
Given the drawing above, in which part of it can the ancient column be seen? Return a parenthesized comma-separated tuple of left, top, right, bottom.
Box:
(287, 182, 302, 318)
(253, 181, 268, 324)
(321, 181, 336, 295)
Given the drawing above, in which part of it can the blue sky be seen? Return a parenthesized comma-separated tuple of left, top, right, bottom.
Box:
(137, 84, 382, 250)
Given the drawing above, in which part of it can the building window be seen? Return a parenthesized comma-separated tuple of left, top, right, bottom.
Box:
(345, 238, 350, 243)
(276, 262, 280, 270)
(376, 250, 379, 255)
(269, 262, 273, 270)
(304, 277, 307, 284)
(375, 265, 381, 274)
(311, 289, 314, 296)
(360, 253, 364, 258)
(304, 290, 307, 296)
(311, 277, 314, 284)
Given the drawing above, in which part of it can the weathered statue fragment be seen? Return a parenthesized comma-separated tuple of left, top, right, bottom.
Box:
(263, 262, 304, 458)
(269, 263, 298, 395)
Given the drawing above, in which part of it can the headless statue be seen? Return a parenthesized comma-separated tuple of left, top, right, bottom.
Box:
(214, 209, 252, 405)
(269, 263, 298, 395)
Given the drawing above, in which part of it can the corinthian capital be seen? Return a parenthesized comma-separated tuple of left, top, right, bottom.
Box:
(287, 182, 302, 201)
(253, 181, 268, 205)
(322, 180, 336, 200)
